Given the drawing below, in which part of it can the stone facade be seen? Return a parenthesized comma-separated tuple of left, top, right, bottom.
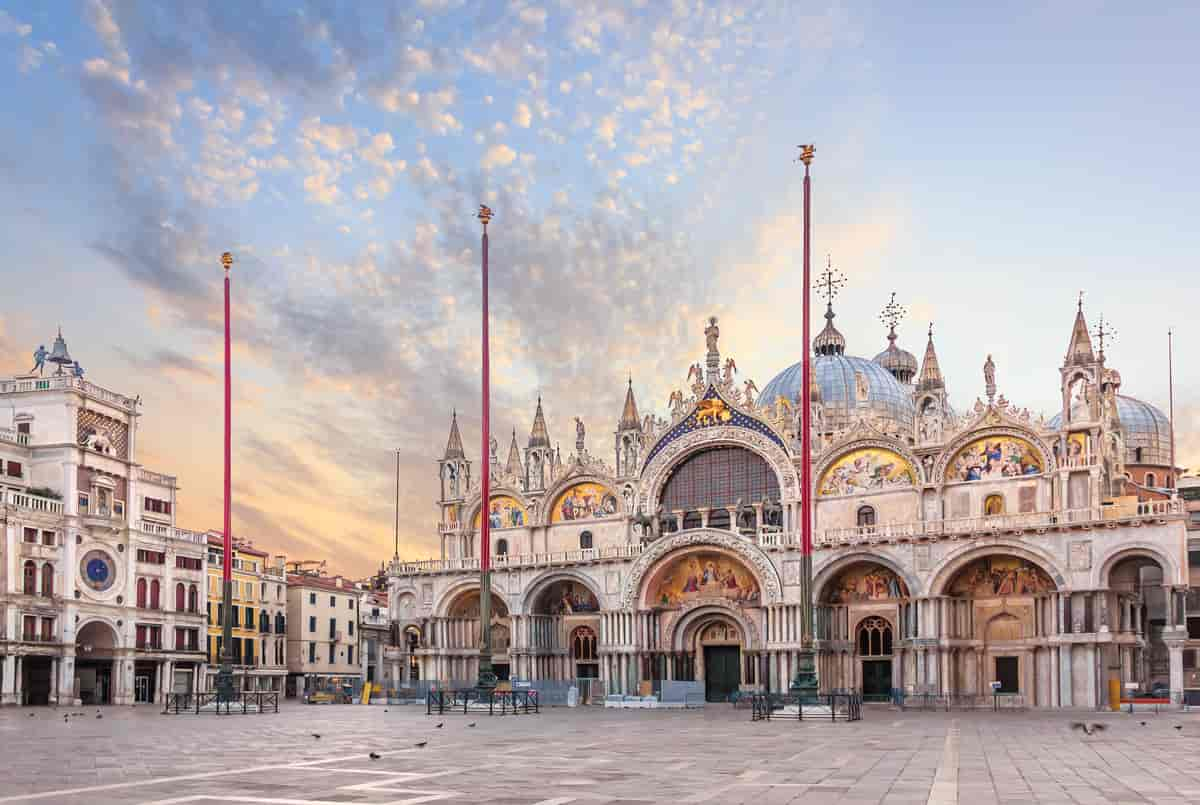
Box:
(1, 338, 206, 706)
(390, 303, 1191, 707)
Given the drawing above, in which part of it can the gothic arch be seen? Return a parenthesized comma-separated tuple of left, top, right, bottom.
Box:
(537, 471, 622, 527)
(620, 529, 782, 610)
(519, 568, 605, 614)
(463, 484, 531, 532)
(933, 421, 1056, 488)
(813, 550, 922, 601)
(670, 601, 760, 651)
(927, 540, 1067, 596)
(638, 427, 796, 517)
(1093, 543, 1182, 589)
(813, 437, 926, 490)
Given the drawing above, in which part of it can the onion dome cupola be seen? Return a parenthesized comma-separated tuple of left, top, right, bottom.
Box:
(872, 292, 918, 384)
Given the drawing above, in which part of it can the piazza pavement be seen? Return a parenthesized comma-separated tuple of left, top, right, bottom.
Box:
(0, 703, 1198, 805)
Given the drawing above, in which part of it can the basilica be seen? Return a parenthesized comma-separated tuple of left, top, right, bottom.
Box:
(387, 293, 1190, 708)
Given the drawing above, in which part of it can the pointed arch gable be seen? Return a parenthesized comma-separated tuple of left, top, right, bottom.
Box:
(540, 471, 622, 527)
(643, 386, 787, 474)
(814, 437, 924, 495)
(933, 420, 1056, 487)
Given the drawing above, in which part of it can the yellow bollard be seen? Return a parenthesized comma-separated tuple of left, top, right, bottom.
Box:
(1108, 678, 1121, 712)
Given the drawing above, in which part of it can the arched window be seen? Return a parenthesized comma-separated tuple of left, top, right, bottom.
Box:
(857, 616, 893, 657)
(275, 613, 285, 634)
(175, 582, 186, 611)
(405, 626, 421, 652)
(188, 585, 199, 613)
(571, 626, 598, 661)
(149, 579, 160, 609)
(856, 505, 876, 528)
(260, 611, 270, 632)
(136, 577, 148, 608)
(660, 446, 781, 529)
(496, 538, 509, 556)
(1134, 447, 1143, 463)
(984, 494, 1004, 516)
(40, 563, 54, 597)
(23, 561, 37, 595)
(579, 530, 593, 550)
(1145, 472, 1157, 488)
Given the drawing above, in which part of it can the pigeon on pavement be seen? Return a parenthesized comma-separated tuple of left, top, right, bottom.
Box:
(467, 722, 476, 728)
(1070, 722, 1106, 735)
(311, 733, 321, 739)
(369, 752, 381, 760)
(436, 722, 444, 728)
(414, 741, 428, 748)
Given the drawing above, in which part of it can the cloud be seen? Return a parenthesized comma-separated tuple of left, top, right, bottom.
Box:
(481, 143, 517, 170)
(514, 101, 532, 128)
(299, 117, 359, 152)
(0, 10, 32, 38)
(118, 347, 217, 382)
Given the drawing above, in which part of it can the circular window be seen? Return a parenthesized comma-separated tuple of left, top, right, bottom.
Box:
(79, 549, 117, 592)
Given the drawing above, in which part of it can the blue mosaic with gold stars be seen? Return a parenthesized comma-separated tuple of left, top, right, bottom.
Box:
(645, 387, 785, 467)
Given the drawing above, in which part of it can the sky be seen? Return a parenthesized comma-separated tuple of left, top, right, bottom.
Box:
(0, 1, 1196, 577)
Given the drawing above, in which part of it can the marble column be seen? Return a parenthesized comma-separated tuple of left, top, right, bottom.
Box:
(1168, 643, 1185, 702)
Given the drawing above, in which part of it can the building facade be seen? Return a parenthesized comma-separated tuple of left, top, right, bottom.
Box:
(390, 301, 1191, 707)
(0, 332, 207, 705)
(285, 573, 362, 698)
(202, 534, 287, 693)
(359, 588, 392, 689)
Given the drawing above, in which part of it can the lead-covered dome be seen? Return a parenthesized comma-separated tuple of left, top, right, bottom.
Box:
(759, 354, 915, 436)
(1047, 394, 1172, 466)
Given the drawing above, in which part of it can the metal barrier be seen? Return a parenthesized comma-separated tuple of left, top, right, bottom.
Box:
(162, 691, 280, 715)
(426, 689, 539, 716)
(750, 692, 863, 722)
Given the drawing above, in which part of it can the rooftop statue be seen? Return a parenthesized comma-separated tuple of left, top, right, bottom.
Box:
(31, 345, 47, 376)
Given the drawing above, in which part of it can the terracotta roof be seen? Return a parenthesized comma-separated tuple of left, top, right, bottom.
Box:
(287, 573, 355, 592)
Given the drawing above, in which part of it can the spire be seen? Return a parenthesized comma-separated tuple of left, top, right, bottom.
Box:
(505, 428, 523, 477)
(917, 323, 945, 392)
(812, 256, 846, 357)
(1066, 292, 1095, 365)
(528, 396, 550, 448)
(443, 410, 465, 459)
(619, 378, 642, 431)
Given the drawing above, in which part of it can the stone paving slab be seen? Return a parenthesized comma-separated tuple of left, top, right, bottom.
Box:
(0, 704, 1198, 804)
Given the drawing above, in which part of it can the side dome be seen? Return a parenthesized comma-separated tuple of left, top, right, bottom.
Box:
(873, 343, 918, 384)
(759, 354, 916, 436)
(1047, 394, 1172, 466)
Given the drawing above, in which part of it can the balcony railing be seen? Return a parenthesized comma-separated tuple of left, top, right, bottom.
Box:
(0, 375, 137, 411)
(0, 426, 30, 446)
(362, 614, 390, 627)
(137, 467, 178, 487)
(134, 520, 207, 544)
(3, 489, 65, 515)
(391, 500, 1185, 576)
(816, 500, 1185, 548)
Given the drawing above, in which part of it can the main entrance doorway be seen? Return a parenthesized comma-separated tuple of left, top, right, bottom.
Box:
(995, 656, 1019, 693)
(862, 660, 892, 701)
(703, 645, 740, 702)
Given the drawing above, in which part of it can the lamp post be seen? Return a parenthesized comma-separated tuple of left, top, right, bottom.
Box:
(475, 205, 498, 693)
(215, 251, 236, 703)
(790, 146, 819, 699)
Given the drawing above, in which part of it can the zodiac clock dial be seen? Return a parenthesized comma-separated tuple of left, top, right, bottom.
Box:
(79, 549, 116, 592)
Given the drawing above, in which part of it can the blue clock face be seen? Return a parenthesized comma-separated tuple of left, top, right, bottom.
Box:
(79, 550, 116, 592)
(87, 559, 109, 583)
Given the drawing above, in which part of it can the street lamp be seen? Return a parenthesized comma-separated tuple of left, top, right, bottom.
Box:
(215, 251, 236, 703)
(790, 146, 819, 699)
(475, 205, 498, 693)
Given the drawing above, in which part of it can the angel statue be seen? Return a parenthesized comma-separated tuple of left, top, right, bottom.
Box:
(686, 363, 703, 385)
(743, 378, 759, 407)
(489, 436, 499, 464)
(722, 357, 738, 385)
(668, 389, 686, 416)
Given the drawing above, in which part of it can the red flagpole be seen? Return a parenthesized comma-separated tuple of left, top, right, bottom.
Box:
(476, 206, 496, 690)
(217, 251, 235, 699)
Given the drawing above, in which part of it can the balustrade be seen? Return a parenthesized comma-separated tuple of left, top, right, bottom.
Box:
(3, 489, 64, 515)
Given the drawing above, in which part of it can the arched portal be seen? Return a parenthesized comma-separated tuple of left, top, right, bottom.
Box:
(1107, 554, 1170, 691)
(945, 554, 1057, 698)
(442, 588, 511, 682)
(75, 620, 119, 706)
(821, 563, 907, 698)
(673, 610, 751, 703)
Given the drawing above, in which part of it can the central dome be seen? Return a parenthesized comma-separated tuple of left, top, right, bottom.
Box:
(1047, 394, 1172, 466)
(759, 354, 915, 436)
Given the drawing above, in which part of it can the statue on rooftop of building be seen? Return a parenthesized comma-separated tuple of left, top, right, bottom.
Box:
(31, 345, 47, 376)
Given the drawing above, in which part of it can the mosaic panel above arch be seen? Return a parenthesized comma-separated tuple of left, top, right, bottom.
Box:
(473, 495, 527, 529)
(650, 551, 761, 609)
(533, 580, 601, 615)
(947, 435, 1043, 482)
(947, 556, 1055, 597)
(446, 589, 510, 618)
(818, 447, 916, 497)
(550, 482, 618, 523)
(824, 562, 909, 603)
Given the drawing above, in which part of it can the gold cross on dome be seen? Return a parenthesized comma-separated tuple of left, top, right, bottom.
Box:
(818, 255, 846, 305)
